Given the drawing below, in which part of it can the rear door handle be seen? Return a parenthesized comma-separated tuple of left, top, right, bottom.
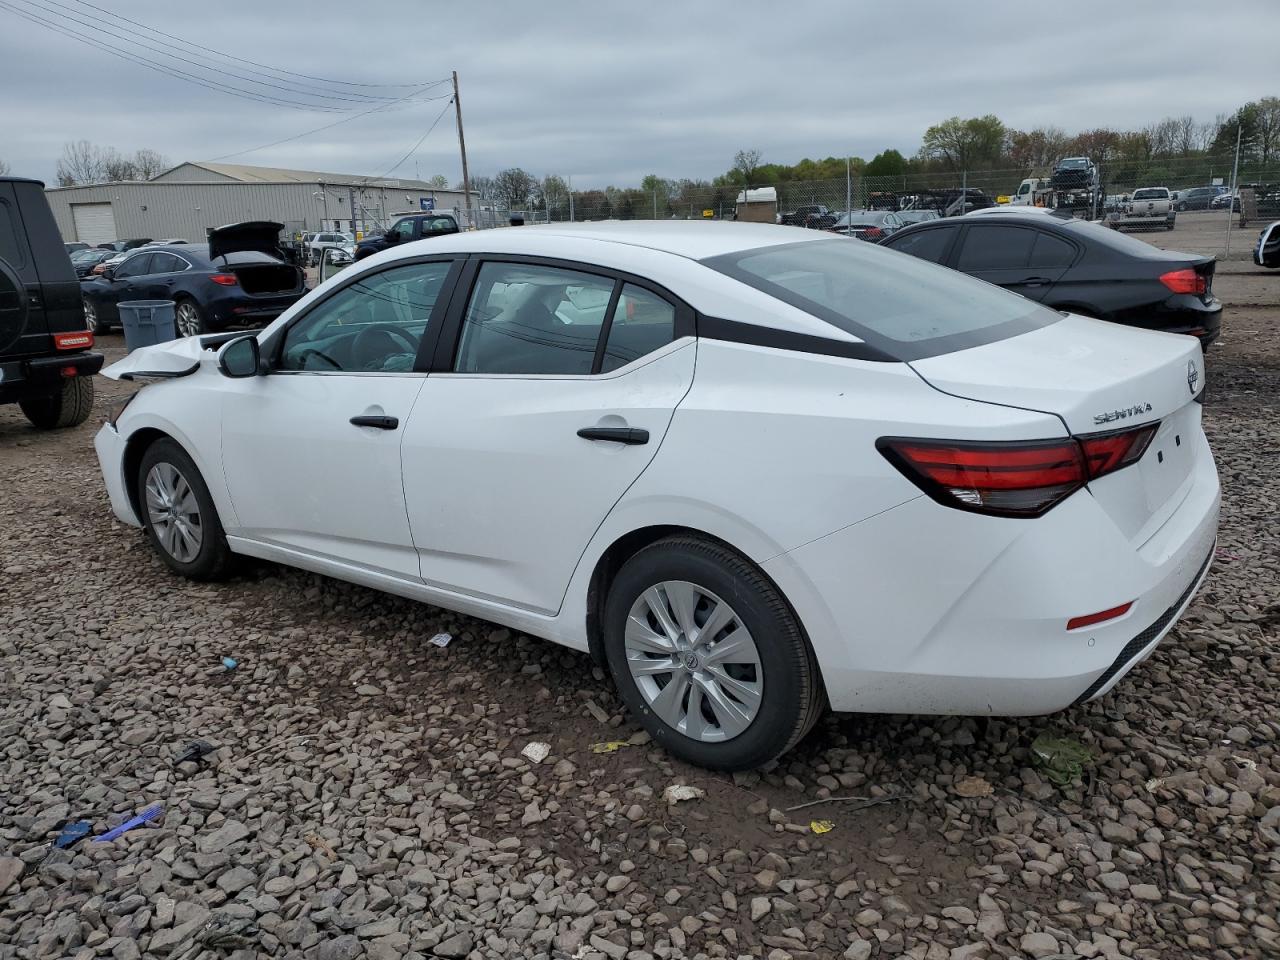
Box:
(350, 415, 399, 430)
(577, 426, 649, 445)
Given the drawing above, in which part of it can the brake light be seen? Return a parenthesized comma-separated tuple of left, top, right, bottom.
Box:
(1159, 268, 1206, 296)
(863, 227, 883, 239)
(1078, 424, 1157, 480)
(210, 273, 238, 286)
(53, 330, 93, 350)
(878, 422, 1159, 518)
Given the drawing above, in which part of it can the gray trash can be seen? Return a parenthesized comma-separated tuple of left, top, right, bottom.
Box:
(118, 300, 178, 352)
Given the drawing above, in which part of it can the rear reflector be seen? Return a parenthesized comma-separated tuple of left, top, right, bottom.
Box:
(878, 422, 1160, 518)
(1067, 601, 1133, 631)
(53, 330, 93, 350)
(1159, 268, 1207, 296)
(210, 273, 238, 286)
(60, 365, 78, 378)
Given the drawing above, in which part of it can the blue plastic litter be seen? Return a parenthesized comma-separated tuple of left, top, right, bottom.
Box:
(54, 821, 92, 848)
(221, 657, 238, 670)
(93, 804, 163, 842)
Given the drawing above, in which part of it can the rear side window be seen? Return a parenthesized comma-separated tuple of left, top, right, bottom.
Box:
(455, 262, 614, 375)
(956, 226, 1035, 269)
(889, 226, 955, 264)
(150, 252, 188, 273)
(601, 285, 676, 373)
(704, 239, 1059, 360)
(1029, 233, 1076, 269)
(0, 198, 27, 270)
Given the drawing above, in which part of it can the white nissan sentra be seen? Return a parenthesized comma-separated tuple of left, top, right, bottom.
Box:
(96, 222, 1219, 770)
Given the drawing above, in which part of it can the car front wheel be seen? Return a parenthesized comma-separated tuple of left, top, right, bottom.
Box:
(137, 438, 234, 580)
(603, 536, 824, 770)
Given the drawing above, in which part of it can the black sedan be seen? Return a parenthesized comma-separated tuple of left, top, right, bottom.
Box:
(826, 210, 907, 241)
(881, 211, 1222, 348)
(70, 247, 117, 278)
(81, 222, 305, 336)
(354, 213, 460, 261)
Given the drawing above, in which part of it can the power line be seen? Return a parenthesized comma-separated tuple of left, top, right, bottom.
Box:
(210, 92, 454, 162)
(13, 0, 432, 107)
(63, 0, 438, 90)
(0, 0, 348, 112)
(374, 99, 456, 180)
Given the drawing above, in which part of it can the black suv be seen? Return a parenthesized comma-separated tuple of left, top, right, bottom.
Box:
(354, 213, 460, 261)
(0, 177, 102, 429)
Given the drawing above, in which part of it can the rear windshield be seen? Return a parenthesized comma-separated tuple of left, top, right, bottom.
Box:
(703, 239, 1060, 361)
(1060, 219, 1188, 260)
(1132, 188, 1168, 200)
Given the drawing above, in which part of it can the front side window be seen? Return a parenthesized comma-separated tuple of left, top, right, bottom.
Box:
(601, 285, 676, 373)
(889, 226, 956, 264)
(455, 262, 615, 375)
(390, 219, 415, 240)
(113, 253, 153, 279)
(704, 239, 1058, 359)
(279, 260, 451, 372)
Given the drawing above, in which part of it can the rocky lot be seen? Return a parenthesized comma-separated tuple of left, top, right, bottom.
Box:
(0, 256, 1277, 960)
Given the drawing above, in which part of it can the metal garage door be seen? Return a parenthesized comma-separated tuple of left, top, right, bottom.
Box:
(71, 203, 116, 244)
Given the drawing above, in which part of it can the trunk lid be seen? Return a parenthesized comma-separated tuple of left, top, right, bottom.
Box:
(909, 315, 1206, 541)
(207, 221, 285, 261)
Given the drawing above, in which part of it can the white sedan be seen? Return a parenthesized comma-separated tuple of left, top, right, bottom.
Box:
(96, 221, 1219, 770)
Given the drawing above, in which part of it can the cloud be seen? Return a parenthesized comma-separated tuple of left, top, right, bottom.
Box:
(1, 0, 1276, 186)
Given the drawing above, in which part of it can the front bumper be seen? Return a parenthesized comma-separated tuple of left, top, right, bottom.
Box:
(0, 351, 104, 403)
(94, 421, 141, 527)
(762, 435, 1220, 715)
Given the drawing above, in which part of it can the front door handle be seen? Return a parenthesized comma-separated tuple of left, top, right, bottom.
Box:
(577, 426, 649, 445)
(350, 415, 399, 430)
(1023, 277, 1051, 287)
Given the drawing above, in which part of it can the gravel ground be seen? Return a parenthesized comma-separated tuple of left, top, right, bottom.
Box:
(1, 256, 1277, 960)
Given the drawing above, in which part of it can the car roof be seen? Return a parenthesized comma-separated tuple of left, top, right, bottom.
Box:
(420, 221, 831, 261)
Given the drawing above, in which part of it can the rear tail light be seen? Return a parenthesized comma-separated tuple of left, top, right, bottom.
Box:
(863, 227, 883, 239)
(53, 330, 93, 350)
(878, 422, 1159, 518)
(210, 273, 238, 286)
(1159, 268, 1207, 296)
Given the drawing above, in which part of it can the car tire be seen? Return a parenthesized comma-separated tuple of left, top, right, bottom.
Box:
(602, 536, 824, 771)
(137, 438, 234, 581)
(18, 376, 94, 430)
(174, 298, 206, 338)
(83, 296, 104, 334)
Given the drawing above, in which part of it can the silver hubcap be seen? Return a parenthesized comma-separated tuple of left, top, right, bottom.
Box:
(145, 462, 202, 563)
(83, 300, 96, 332)
(176, 303, 200, 337)
(625, 581, 763, 742)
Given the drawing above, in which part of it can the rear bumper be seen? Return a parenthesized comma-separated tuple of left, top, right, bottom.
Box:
(0, 351, 103, 403)
(762, 432, 1220, 715)
(207, 291, 305, 327)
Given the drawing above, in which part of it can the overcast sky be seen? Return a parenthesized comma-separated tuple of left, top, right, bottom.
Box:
(2, 0, 1277, 187)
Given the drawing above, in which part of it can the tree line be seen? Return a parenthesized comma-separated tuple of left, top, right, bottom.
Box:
(54, 140, 170, 185)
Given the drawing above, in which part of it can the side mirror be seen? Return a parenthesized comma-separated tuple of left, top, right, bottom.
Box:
(101, 266, 116, 280)
(218, 335, 262, 378)
(382, 229, 399, 243)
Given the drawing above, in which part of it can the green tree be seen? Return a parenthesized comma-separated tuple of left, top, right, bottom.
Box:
(733, 148, 763, 186)
(864, 149, 907, 178)
(426, 174, 449, 188)
(920, 115, 1007, 170)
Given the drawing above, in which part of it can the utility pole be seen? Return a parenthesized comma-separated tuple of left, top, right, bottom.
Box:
(1224, 122, 1243, 257)
(452, 71, 473, 229)
(568, 175, 574, 222)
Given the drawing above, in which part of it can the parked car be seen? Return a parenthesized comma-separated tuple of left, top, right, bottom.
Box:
(1210, 192, 1241, 212)
(354, 214, 460, 261)
(144, 238, 190, 246)
(307, 231, 354, 266)
(64, 241, 90, 255)
(827, 210, 906, 241)
(1051, 157, 1096, 190)
(1117, 187, 1176, 231)
(1255, 220, 1280, 267)
(70, 247, 118, 278)
(95, 221, 1218, 770)
(780, 204, 838, 229)
(881, 212, 1221, 348)
(92, 248, 133, 275)
(895, 209, 941, 226)
(96, 238, 153, 252)
(0, 176, 102, 429)
(1174, 187, 1220, 211)
(80, 222, 306, 335)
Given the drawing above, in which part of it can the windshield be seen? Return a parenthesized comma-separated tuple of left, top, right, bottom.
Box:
(703, 239, 1060, 361)
(1060, 158, 1089, 169)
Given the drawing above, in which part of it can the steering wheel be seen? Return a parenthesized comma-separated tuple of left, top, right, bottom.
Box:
(351, 323, 419, 370)
(296, 347, 341, 370)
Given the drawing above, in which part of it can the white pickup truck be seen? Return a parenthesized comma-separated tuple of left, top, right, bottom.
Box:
(1116, 187, 1175, 231)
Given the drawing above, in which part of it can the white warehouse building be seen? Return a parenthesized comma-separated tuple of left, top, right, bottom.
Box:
(46, 162, 469, 245)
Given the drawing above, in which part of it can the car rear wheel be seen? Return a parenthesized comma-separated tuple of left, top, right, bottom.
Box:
(137, 438, 234, 580)
(175, 298, 205, 338)
(602, 536, 824, 770)
(18, 376, 94, 430)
